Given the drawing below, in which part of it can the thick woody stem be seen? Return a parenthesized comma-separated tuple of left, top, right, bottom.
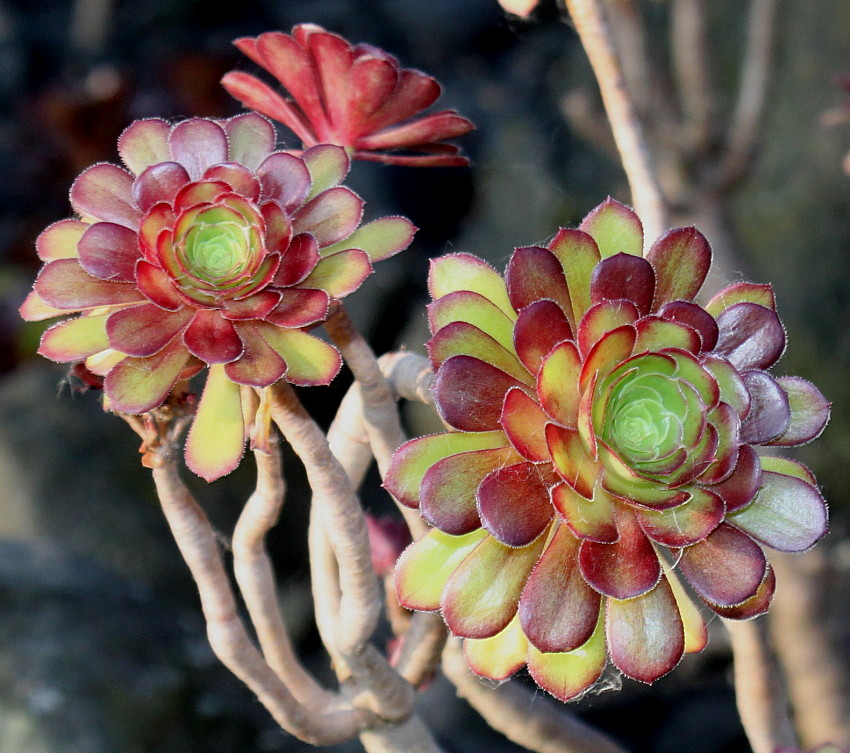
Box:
(717, 0, 779, 187)
(724, 617, 798, 753)
(232, 440, 336, 709)
(563, 0, 669, 241)
(149, 442, 374, 745)
(269, 381, 381, 659)
(269, 382, 414, 722)
(324, 305, 406, 477)
(442, 639, 628, 753)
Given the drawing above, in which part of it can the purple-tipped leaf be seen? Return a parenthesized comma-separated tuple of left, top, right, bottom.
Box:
(768, 376, 831, 446)
(519, 525, 601, 652)
(590, 252, 655, 316)
(714, 303, 786, 371)
(477, 462, 554, 547)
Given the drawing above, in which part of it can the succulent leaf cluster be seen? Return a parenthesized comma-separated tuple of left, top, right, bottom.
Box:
(221, 24, 474, 167)
(22, 113, 415, 480)
(385, 199, 830, 701)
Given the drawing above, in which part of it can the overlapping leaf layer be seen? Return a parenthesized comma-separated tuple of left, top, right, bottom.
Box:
(385, 199, 830, 701)
(23, 114, 415, 480)
(222, 24, 474, 167)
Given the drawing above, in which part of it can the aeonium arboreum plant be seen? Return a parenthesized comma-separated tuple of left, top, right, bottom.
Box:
(221, 24, 474, 166)
(21, 113, 415, 481)
(384, 198, 830, 702)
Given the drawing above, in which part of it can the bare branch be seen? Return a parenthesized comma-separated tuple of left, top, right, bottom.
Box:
(149, 441, 374, 745)
(359, 716, 448, 753)
(269, 382, 414, 721)
(378, 351, 434, 406)
(324, 305, 406, 477)
(670, 0, 717, 152)
(442, 639, 629, 753)
(563, 0, 669, 241)
(232, 440, 337, 710)
(724, 617, 798, 753)
(269, 381, 381, 659)
(769, 551, 850, 747)
(394, 612, 447, 689)
(717, 0, 780, 187)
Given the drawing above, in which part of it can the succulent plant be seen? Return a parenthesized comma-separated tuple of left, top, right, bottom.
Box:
(384, 199, 830, 701)
(221, 24, 474, 167)
(22, 113, 415, 481)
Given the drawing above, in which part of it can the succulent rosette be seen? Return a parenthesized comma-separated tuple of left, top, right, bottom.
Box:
(385, 199, 830, 701)
(221, 24, 474, 167)
(22, 113, 415, 481)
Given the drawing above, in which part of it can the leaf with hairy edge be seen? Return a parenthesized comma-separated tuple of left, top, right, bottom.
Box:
(302, 144, 350, 199)
(661, 560, 707, 653)
(606, 575, 684, 682)
(429, 321, 531, 385)
(463, 614, 528, 681)
(384, 431, 508, 508)
(428, 291, 516, 352)
(578, 198, 643, 258)
(104, 338, 189, 414)
(646, 227, 711, 306)
(547, 229, 600, 328)
(705, 282, 776, 318)
(520, 525, 601, 652)
(429, 253, 514, 318)
(768, 376, 830, 446)
(185, 365, 245, 481)
(421, 446, 521, 534)
(39, 314, 110, 362)
(442, 534, 546, 639)
(527, 611, 606, 702)
(395, 528, 488, 611)
(319, 216, 416, 261)
(728, 470, 827, 552)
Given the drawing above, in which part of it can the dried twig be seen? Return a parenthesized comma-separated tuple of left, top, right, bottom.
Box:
(442, 639, 629, 753)
(563, 0, 669, 241)
(149, 438, 375, 745)
(724, 617, 798, 753)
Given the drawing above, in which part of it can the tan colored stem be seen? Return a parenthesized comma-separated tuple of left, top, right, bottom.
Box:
(393, 612, 447, 688)
(769, 551, 850, 747)
(724, 617, 798, 753)
(150, 444, 374, 745)
(270, 381, 381, 659)
(324, 306, 406, 477)
(717, 0, 779, 187)
(442, 639, 628, 753)
(563, 0, 669, 241)
(670, 0, 716, 151)
(359, 716, 447, 753)
(269, 383, 414, 722)
(232, 440, 336, 709)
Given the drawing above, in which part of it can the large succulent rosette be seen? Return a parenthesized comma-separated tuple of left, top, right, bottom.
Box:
(221, 24, 474, 167)
(22, 114, 415, 481)
(385, 199, 829, 701)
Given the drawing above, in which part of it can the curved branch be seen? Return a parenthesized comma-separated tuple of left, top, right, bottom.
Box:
(149, 442, 374, 745)
(442, 639, 629, 753)
(232, 440, 337, 710)
(716, 0, 779, 187)
(563, 0, 669, 241)
(724, 617, 799, 753)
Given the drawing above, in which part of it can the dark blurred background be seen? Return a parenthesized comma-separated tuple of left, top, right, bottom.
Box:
(0, 1, 848, 751)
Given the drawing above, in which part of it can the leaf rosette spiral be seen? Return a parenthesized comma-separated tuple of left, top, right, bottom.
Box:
(22, 114, 415, 480)
(384, 199, 830, 702)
